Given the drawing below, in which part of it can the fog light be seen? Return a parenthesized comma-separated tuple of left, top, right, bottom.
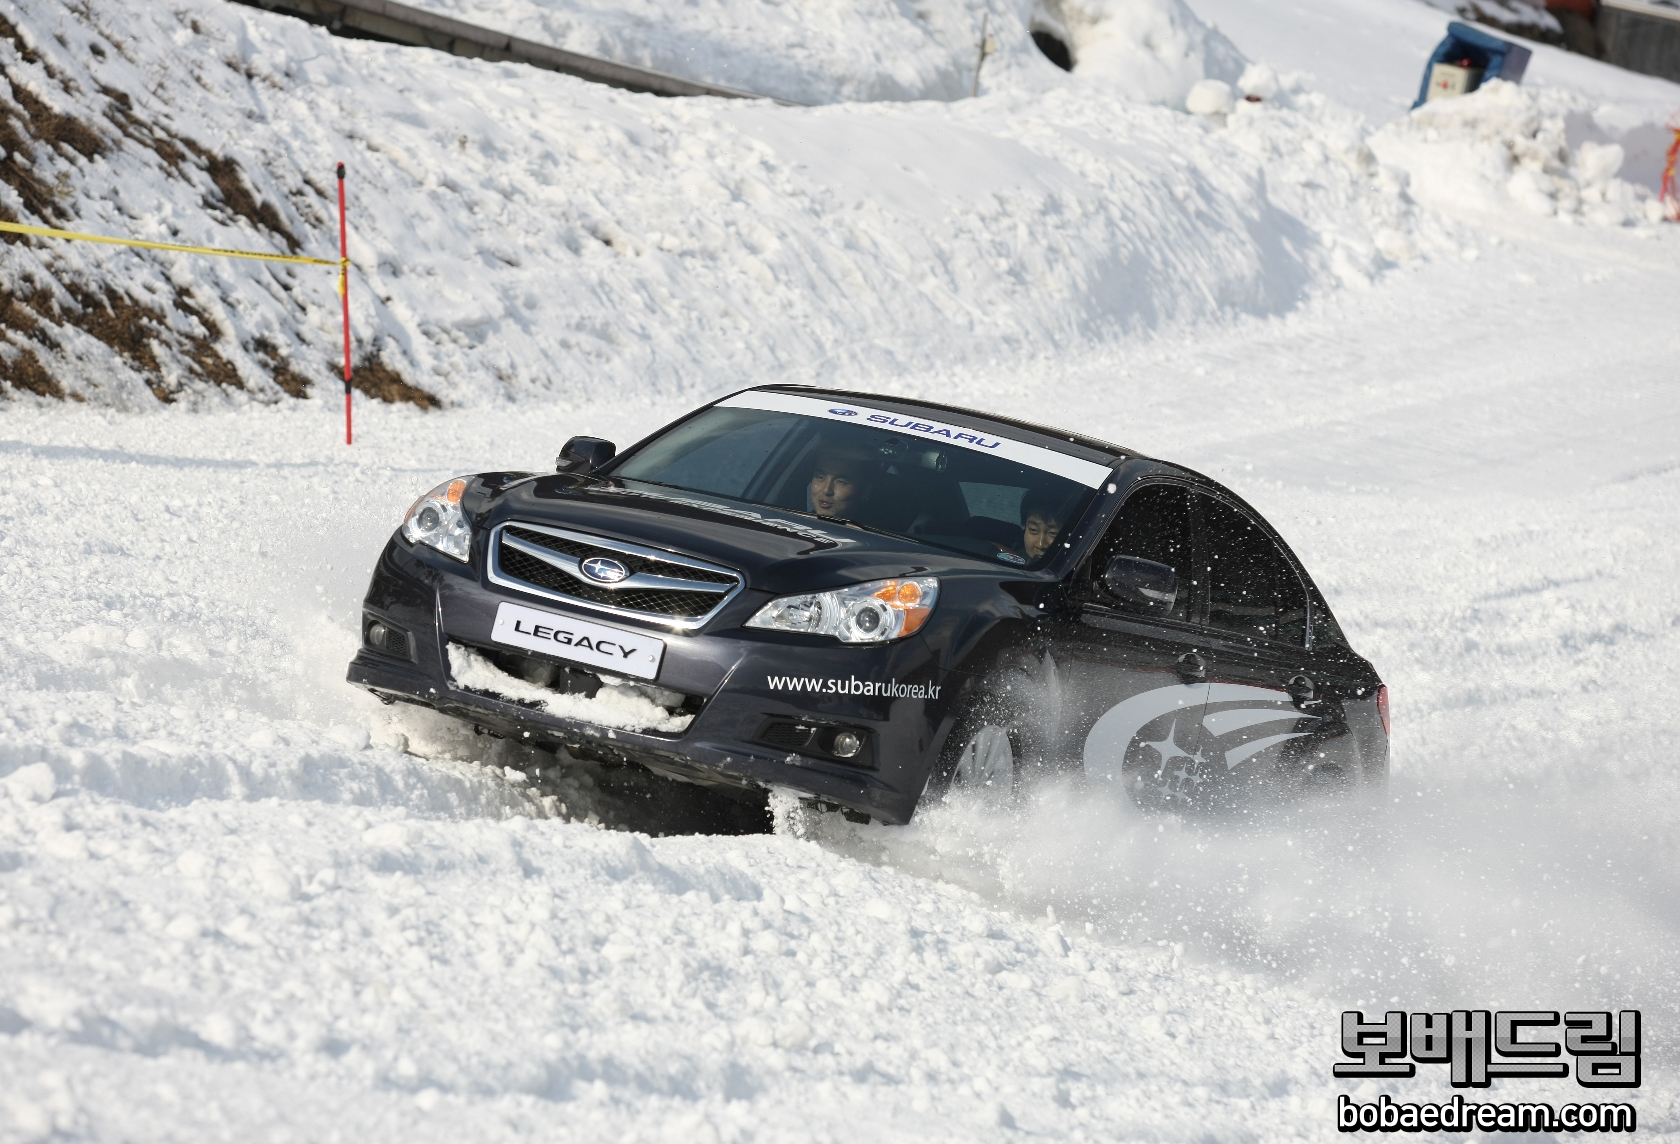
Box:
(364, 617, 410, 658)
(831, 731, 862, 758)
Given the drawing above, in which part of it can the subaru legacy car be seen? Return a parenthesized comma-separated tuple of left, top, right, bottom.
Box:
(348, 386, 1389, 824)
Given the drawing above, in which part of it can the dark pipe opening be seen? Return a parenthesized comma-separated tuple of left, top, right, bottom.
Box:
(1032, 30, 1073, 71)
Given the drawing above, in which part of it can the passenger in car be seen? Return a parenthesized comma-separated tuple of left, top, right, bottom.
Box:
(808, 448, 876, 520)
(1021, 492, 1065, 562)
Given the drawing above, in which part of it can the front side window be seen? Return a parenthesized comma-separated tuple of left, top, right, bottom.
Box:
(612, 395, 1107, 567)
(1198, 495, 1307, 644)
(1089, 484, 1194, 622)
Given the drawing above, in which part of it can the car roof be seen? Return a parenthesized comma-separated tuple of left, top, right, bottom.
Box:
(743, 385, 1141, 466)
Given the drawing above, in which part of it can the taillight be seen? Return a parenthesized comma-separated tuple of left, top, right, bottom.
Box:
(1376, 685, 1390, 736)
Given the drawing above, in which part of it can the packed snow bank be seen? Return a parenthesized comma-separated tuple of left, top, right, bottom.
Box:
(1035, 0, 1245, 105)
(404, 0, 1247, 107)
(7, 0, 1663, 415)
(402, 0, 1057, 104)
(2, 0, 1437, 411)
(1372, 80, 1666, 224)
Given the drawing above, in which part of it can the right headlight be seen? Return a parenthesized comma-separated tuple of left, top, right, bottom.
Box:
(744, 577, 938, 644)
(401, 477, 474, 561)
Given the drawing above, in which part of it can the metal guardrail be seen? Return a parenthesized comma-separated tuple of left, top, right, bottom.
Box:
(233, 0, 796, 102)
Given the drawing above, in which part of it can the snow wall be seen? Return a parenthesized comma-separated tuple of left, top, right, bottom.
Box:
(0, 0, 1667, 411)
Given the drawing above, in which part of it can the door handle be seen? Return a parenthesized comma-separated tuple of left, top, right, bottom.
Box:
(1287, 674, 1316, 705)
(1176, 652, 1206, 682)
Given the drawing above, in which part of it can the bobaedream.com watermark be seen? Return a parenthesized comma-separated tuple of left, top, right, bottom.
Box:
(1335, 1010, 1641, 1133)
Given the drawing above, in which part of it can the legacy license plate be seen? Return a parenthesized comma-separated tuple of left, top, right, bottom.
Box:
(490, 602, 664, 681)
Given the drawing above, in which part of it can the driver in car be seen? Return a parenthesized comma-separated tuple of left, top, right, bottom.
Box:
(809, 448, 875, 520)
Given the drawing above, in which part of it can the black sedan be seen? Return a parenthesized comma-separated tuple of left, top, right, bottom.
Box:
(348, 386, 1389, 824)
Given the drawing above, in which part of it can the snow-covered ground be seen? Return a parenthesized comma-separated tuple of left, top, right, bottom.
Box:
(3, 0, 1680, 1138)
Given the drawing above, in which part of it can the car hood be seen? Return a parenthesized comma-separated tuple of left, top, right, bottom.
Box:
(480, 474, 1011, 594)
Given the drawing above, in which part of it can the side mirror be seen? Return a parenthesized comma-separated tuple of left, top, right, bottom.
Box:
(1102, 554, 1177, 614)
(555, 436, 616, 475)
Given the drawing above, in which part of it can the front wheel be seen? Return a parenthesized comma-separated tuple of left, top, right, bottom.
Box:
(945, 723, 1015, 808)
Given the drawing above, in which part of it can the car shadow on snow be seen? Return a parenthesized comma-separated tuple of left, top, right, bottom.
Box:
(381, 703, 773, 836)
(528, 753, 773, 836)
(515, 746, 773, 837)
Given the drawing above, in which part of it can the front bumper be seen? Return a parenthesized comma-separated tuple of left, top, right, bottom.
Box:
(347, 538, 953, 824)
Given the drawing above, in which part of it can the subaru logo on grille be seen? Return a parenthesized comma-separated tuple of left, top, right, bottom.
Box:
(580, 557, 630, 583)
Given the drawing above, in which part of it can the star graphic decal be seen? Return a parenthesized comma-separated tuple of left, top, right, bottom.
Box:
(1142, 720, 1191, 769)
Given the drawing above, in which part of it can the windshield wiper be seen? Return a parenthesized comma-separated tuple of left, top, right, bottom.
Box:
(783, 508, 902, 540)
(621, 480, 904, 541)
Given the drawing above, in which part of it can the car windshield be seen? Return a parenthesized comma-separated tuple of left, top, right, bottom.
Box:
(612, 392, 1110, 567)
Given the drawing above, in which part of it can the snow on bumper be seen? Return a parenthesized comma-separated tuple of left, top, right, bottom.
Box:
(346, 539, 952, 824)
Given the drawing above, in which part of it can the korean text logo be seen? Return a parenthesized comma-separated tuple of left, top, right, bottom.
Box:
(1335, 1010, 1640, 1088)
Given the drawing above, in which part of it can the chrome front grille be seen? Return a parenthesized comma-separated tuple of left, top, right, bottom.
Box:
(488, 522, 743, 630)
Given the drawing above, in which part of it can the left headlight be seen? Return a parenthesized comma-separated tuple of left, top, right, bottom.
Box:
(744, 577, 938, 644)
(401, 477, 474, 562)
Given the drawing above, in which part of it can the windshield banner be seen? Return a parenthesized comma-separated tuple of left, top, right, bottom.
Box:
(719, 391, 1114, 488)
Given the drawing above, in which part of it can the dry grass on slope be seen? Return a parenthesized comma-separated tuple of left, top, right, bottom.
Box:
(0, 13, 436, 409)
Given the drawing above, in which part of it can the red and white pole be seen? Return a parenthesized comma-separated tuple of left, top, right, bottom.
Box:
(337, 162, 353, 444)
(1661, 115, 1680, 222)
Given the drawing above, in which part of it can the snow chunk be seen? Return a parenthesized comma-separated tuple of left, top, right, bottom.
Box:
(1238, 62, 1280, 101)
(738, 1016, 775, 1047)
(1049, 976, 1088, 1002)
(446, 644, 693, 735)
(774, 1016, 812, 1050)
(1046, 0, 1246, 106)
(1186, 79, 1235, 118)
(248, 856, 299, 901)
(362, 822, 418, 849)
(3, 764, 58, 804)
(1371, 81, 1658, 227)
(862, 898, 905, 924)
(325, 725, 371, 752)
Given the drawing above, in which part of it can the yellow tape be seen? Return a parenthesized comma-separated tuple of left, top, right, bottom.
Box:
(0, 219, 344, 269)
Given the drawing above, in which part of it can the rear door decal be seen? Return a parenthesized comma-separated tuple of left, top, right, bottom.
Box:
(1083, 681, 1320, 781)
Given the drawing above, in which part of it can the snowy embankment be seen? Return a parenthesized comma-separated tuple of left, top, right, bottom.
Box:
(0, 0, 1362, 409)
(3, 0, 1680, 1139)
(0, 0, 1656, 412)
(393, 0, 1251, 106)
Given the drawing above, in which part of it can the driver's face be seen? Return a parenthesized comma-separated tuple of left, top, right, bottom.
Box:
(810, 467, 861, 518)
(1023, 513, 1062, 560)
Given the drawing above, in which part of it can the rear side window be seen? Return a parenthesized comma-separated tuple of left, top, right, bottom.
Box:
(1198, 495, 1307, 645)
(958, 482, 1025, 527)
(1093, 484, 1194, 622)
